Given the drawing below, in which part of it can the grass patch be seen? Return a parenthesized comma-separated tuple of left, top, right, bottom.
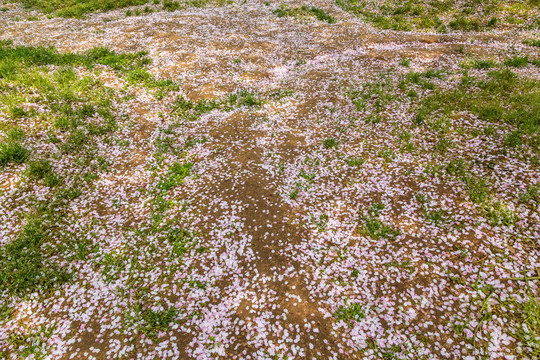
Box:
(359, 202, 400, 240)
(336, 0, 538, 32)
(0, 42, 149, 298)
(162, 0, 232, 12)
(0, 219, 71, 296)
(170, 90, 262, 120)
(274, 4, 336, 24)
(0, 136, 29, 167)
(416, 69, 540, 154)
(334, 302, 366, 327)
(323, 138, 339, 149)
(157, 161, 192, 191)
(18, 0, 150, 18)
(524, 39, 540, 47)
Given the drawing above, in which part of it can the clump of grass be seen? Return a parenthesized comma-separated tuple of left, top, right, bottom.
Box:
(228, 89, 263, 107)
(516, 296, 540, 358)
(520, 185, 539, 204)
(399, 58, 411, 67)
(19, 0, 150, 18)
(162, 226, 195, 258)
(273, 4, 336, 24)
(132, 303, 178, 339)
(359, 203, 400, 240)
(347, 78, 396, 112)
(504, 55, 529, 68)
(0, 219, 71, 295)
(0, 138, 29, 167)
(346, 156, 365, 166)
(26, 159, 61, 187)
(171, 90, 262, 120)
(524, 39, 540, 47)
(323, 138, 339, 149)
(337, 0, 529, 32)
(334, 302, 366, 328)
(415, 69, 540, 153)
(157, 162, 192, 191)
(470, 59, 497, 69)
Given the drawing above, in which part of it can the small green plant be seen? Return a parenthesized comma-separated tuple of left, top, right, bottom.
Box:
(385, 259, 414, 273)
(359, 203, 400, 241)
(519, 185, 539, 204)
(133, 304, 178, 339)
(0, 139, 29, 167)
(311, 213, 329, 231)
(399, 58, 411, 67)
(274, 4, 336, 24)
(504, 55, 529, 68)
(163, 227, 195, 259)
(323, 138, 339, 149)
(334, 302, 366, 327)
(26, 159, 61, 187)
(524, 39, 540, 47)
(157, 162, 192, 191)
(471, 59, 497, 69)
(346, 157, 365, 166)
(0, 219, 71, 295)
(464, 176, 490, 204)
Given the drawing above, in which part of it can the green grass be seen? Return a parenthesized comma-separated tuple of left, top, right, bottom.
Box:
(348, 78, 396, 112)
(273, 4, 336, 24)
(170, 90, 262, 121)
(128, 301, 178, 340)
(323, 138, 339, 149)
(0, 137, 29, 167)
(336, 0, 539, 32)
(520, 184, 539, 204)
(157, 161, 192, 191)
(416, 69, 540, 153)
(359, 203, 400, 240)
(162, 0, 232, 12)
(0, 42, 157, 297)
(26, 159, 62, 187)
(504, 55, 529, 68)
(524, 39, 540, 47)
(516, 296, 540, 358)
(0, 219, 71, 295)
(334, 302, 366, 327)
(18, 0, 150, 18)
(346, 156, 365, 166)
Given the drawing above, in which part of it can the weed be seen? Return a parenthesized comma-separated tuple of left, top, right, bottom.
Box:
(483, 201, 517, 226)
(359, 203, 400, 240)
(385, 259, 414, 273)
(311, 213, 329, 231)
(524, 39, 540, 47)
(346, 156, 365, 166)
(334, 302, 366, 327)
(504, 55, 529, 68)
(134, 303, 177, 339)
(26, 159, 61, 187)
(399, 58, 411, 67)
(157, 162, 192, 191)
(0, 138, 30, 167)
(323, 138, 339, 149)
(464, 176, 490, 204)
(519, 185, 539, 204)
